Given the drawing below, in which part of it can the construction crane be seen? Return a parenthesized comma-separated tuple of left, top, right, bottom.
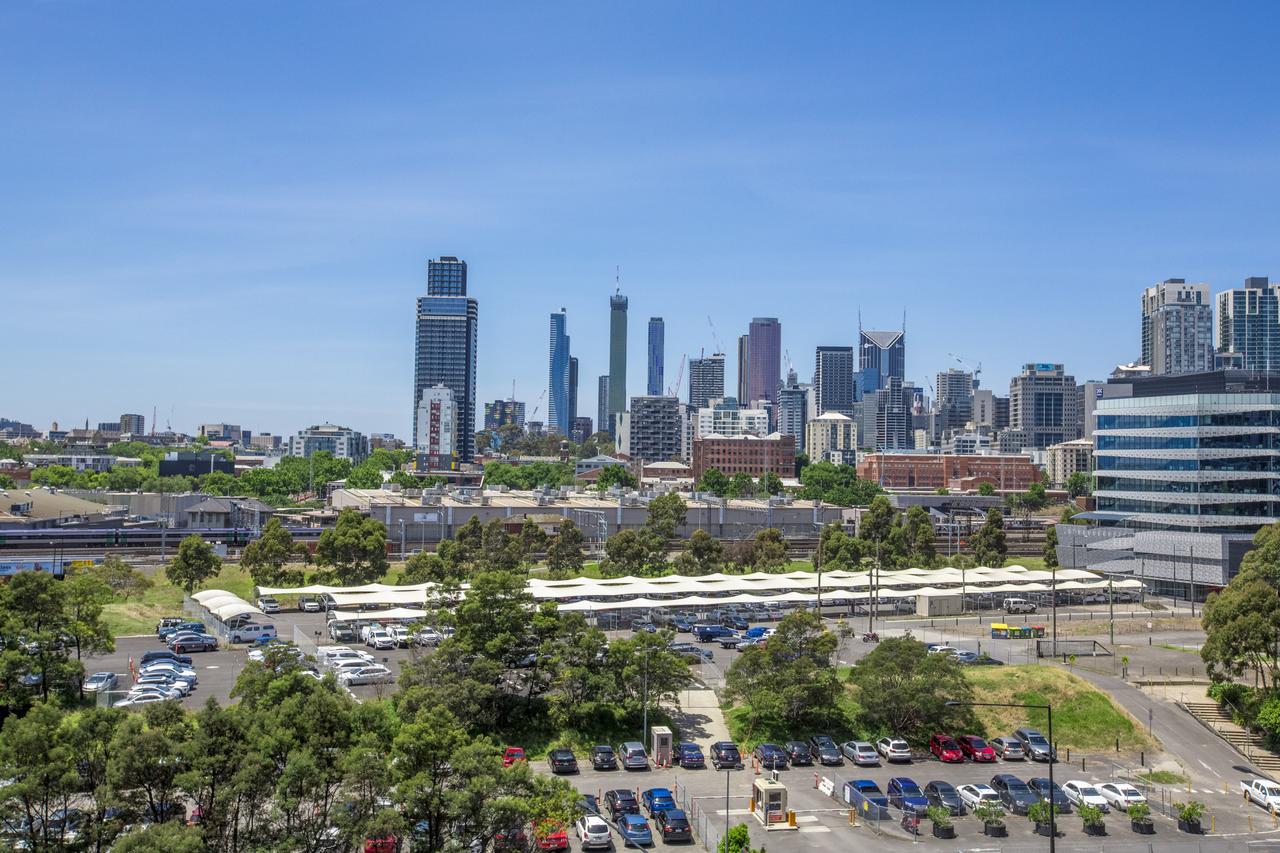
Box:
(946, 352, 983, 389)
(783, 349, 795, 374)
(528, 389, 547, 421)
(667, 354, 687, 397)
(706, 316, 725, 355)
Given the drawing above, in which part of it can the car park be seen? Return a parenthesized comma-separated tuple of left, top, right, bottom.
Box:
(502, 747, 527, 767)
(842, 741, 880, 766)
(655, 809, 691, 842)
(114, 693, 168, 708)
(956, 734, 996, 762)
(808, 735, 843, 765)
(991, 736, 1025, 760)
(605, 789, 640, 820)
(256, 597, 282, 614)
(1098, 782, 1146, 809)
(83, 671, 118, 693)
(1062, 780, 1110, 811)
(710, 742, 742, 770)
(886, 777, 929, 814)
(618, 813, 652, 847)
(299, 596, 323, 612)
(783, 741, 813, 766)
(1027, 778, 1072, 813)
(957, 784, 1003, 812)
(591, 745, 618, 770)
(170, 633, 218, 653)
(674, 742, 704, 768)
(338, 665, 394, 686)
(548, 748, 578, 774)
(1013, 727, 1055, 762)
(156, 617, 186, 636)
(641, 788, 675, 817)
(875, 736, 912, 762)
(990, 774, 1039, 815)
(843, 780, 890, 818)
(752, 743, 788, 770)
(928, 733, 964, 763)
(575, 814, 611, 849)
(620, 741, 649, 770)
(140, 649, 192, 667)
(923, 781, 964, 815)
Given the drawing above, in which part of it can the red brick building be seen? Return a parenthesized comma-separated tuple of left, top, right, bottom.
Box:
(856, 453, 1039, 491)
(692, 433, 795, 480)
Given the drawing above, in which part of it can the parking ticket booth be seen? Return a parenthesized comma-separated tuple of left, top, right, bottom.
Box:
(751, 778, 794, 830)
(650, 726, 673, 767)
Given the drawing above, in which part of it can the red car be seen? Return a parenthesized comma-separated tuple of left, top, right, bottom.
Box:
(956, 734, 996, 762)
(928, 733, 965, 763)
(535, 821, 569, 851)
(503, 746, 527, 767)
(364, 836, 398, 853)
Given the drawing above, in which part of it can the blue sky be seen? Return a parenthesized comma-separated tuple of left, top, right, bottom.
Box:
(5, 2, 1280, 439)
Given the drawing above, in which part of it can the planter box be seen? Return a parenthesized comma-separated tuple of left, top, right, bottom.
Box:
(1178, 818, 1202, 834)
(931, 824, 955, 839)
(1034, 822, 1054, 837)
(1084, 823, 1106, 836)
(983, 823, 1007, 838)
(1131, 819, 1155, 835)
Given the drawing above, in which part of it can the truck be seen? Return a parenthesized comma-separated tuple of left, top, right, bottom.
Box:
(1241, 778, 1280, 814)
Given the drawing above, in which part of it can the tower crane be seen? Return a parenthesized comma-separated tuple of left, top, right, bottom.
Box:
(667, 354, 687, 397)
(707, 316, 725, 355)
(946, 352, 983, 390)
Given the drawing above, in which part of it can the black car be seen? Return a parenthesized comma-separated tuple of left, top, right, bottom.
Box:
(923, 781, 965, 816)
(657, 809, 692, 842)
(1028, 777, 1073, 814)
(591, 745, 618, 770)
(604, 789, 640, 820)
(720, 614, 749, 631)
(808, 735, 843, 766)
(671, 617, 693, 632)
(990, 774, 1039, 816)
(783, 741, 813, 766)
(675, 742, 705, 768)
(548, 749, 578, 774)
(711, 742, 743, 770)
(752, 744, 788, 770)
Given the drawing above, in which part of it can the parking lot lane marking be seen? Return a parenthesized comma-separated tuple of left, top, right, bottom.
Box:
(795, 815, 819, 823)
(714, 809, 751, 816)
(1199, 759, 1221, 777)
(796, 826, 831, 833)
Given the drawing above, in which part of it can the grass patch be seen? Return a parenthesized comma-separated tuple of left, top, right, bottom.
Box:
(724, 693, 863, 750)
(1158, 644, 1200, 654)
(1138, 770, 1187, 785)
(964, 666, 1155, 753)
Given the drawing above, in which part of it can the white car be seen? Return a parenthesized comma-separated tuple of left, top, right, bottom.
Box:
(256, 597, 282, 613)
(575, 814, 611, 849)
(1062, 780, 1111, 812)
(927, 645, 959, 655)
(366, 630, 397, 651)
(125, 685, 183, 701)
(113, 694, 167, 708)
(386, 625, 411, 647)
(841, 741, 880, 766)
(329, 658, 372, 674)
(134, 675, 190, 696)
(338, 665, 394, 686)
(415, 628, 445, 646)
(875, 737, 912, 762)
(1097, 782, 1146, 810)
(323, 649, 374, 666)
(957, 784, 1003, 812)
(139, 665, 197, 684)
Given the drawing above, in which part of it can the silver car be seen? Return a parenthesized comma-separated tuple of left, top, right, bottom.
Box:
(338, 665, 394, 686)
(841, 740, 880, 766)
(875, 736, 912, 762)
(83, 672, 118, 693)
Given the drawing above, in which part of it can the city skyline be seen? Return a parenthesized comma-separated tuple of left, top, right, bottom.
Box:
(7, 4, 1280, 437)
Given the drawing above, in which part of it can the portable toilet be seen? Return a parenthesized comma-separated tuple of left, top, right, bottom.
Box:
(751, 778, 791, 829)
(650, 726, 673, 767)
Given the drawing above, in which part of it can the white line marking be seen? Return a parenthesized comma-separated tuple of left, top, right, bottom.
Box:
(714, 809, 751, 816)
(1199, 759, 1222, 778)
(797, 826, 831, 833)
(795, 815, 819, 823)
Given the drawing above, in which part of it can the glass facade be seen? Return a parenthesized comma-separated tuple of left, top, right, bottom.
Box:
(647, 317, 664, 396)
(608, 294, 628, 436)
(414, 292, 478, 463)
(548, 311, 571, 435)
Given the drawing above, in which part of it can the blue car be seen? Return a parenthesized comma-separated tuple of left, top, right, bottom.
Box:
(843, 779, 890, 820)
(887, 777, 930, 814)
(641, 787, 676, 817)
(619, 813, 653, 847)
(743, 626, 773, 640)
(675, 743, 705, 768)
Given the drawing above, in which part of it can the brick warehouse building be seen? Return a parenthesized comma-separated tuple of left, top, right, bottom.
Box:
(692, 432, 795, 480)
(857, 453, 1039, 491)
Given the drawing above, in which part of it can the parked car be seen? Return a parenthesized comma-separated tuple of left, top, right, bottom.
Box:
(535, 822, 569, 851)
(783, 741, 813, 766)
(717, 634, 744, 649)
(140, 650, 192, 667)
(875, 737, 912, 763)
(990, 736, 1025, 760)
(956, 735, 996, 762)
(592, 745, 618, 770)
(720, 614, 749, 631)
(574, 815, 611, 850)
(1013, 728, 1056, 762)
(668, 643, 714, 663)
(338, 665, 394, 686)
(365, 630, 397, 651)
(229, 622, 277, 644)
(502, 747, 527, 768)
(752, 743, 788, 770)
(605, 789, 640, 820)
(675, 743, 705, 768)
(808, 735, 843, 766)
(886, 777, 929, 814)
(655, 809, 691, 842)
(331, 624, 357, 643)
(1062, 780, 1110, 812)
(641, 788, 676, 817)
(256, 597, 282, 614)
(843, 780, 890, 819)
(170, 633, 218, 653)
(1027, 777, 1072, 813)
(414, 628, 445, 646)
(299, 596, 323, 612)
(691, 624, 735, 643)
(156, 617, 186, 636)
(1098, 782, 1146, 810)
(923, 781, 965, 815)
(957, 784, 1003, 812)
(928, 733, 964, 763)
(841, 741, 880, 766)
(618, 813, 652, 847)
(1003, 597, 1036, 614)
(548, 748, 578, 774)
(710, 742, 743, 770)
(159, 621, 205, 640)
(83, 671, 119, 693)
(990, 774, 1039, 815)
(620, 741, 649, 771)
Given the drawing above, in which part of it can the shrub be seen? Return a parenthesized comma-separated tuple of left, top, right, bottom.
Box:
(925, 805, 952, 829)
(1078, 803, 1105, 827)
(1127, 802, 1151, 823)
(1175, 801, 1204, 823)
(1027, 801, 1057, 825)
(973, 802, 1004, 825)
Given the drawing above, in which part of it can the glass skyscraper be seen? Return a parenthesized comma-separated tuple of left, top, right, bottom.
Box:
(814, 346, 856, 416)
(548, 310, 571, 435)
(414, 256, 478, 462)
(1217, 277, 1280, 371)
(647, 317, 665, 396)
(608, 292, 628, 436)
(858, 329, 905, 396)
(746, 317, 781, 407)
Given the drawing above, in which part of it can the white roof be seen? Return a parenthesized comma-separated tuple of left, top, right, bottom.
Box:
(328, 607, 429, 622)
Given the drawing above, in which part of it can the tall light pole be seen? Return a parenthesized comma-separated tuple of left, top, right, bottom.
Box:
(723, 764, 732, 853)
(949, 699, 1055, 852)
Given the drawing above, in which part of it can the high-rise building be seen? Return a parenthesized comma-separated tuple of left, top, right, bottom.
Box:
(777, 369, 809, 453)
(859, 329, 905, 394)
(415, 384, 457, 469)
(1217, 277, 1280, 371)
(736, 335, 751, 403)
(414, 256, 478, 462)
(1008, 363, 1081, 449)
(814, 346, 856, 416)
(647, 317, 665, 396)
(628, 396, 682, 463)
(548, 309, 572, 435)
(806, 412, 857, 464)
(119, 413, 146, 435)
(1141, 279, 1213, 375)
(571, 416, 593, 444)
(607, 292, 628, 436)
(568, 357, 579, 428)
(860, 377, 912, 451)
(597, 375, 611, 440)
(199, 424, 243, 442)
(746, 318, 782, 408)
(484, 400, 525, 431)
(935, 368, 975, 435)
(696, 398, 770, 438)
(688, 353, 726, 410)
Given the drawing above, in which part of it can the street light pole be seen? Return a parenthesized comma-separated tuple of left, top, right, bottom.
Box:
(723, 765, 731, 853)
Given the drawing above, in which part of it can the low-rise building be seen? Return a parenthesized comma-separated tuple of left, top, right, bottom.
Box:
(857, 453, 1039, 491)
(695, 398, 769, 438)
(23, 453, 118, 473)
(691, 433, 795, 481)
(288, 424, 369, 464)
(159, 452, 234, 478)
(183, 496, 275, 528)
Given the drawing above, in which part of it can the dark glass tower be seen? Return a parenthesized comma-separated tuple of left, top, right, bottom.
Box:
(608, 292, 628, 436)
(414, 256, 478, 462)
(647, 317, 665, 396)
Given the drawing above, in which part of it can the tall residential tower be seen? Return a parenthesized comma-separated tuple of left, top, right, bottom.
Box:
(414, 256, 478, 462)
(647, 317, 665, 396)
(1141, 279, 1213, 375)
(608, 292, 628, 436)
(548, 309, 572, 435)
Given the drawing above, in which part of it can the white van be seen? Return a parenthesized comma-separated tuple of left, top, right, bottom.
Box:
(1003, 598, 1036, 614)
(229, 622, 278, 643)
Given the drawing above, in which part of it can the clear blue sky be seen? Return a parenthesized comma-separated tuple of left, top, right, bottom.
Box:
(6, 3, 1280, 439)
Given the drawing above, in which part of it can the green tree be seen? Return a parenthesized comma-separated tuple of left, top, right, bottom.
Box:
(165, 535, 222, 594)
(518, 517, 549, 565)
(797, 461, 883, 506)
(1043, 524, 1059, 569)
(645, 492, 687, 541)
(1201, 523, 1280, 689)
(977, 482, 996, 496)
(758, 472, 784, 496)
(674, 528, 723, 575)
(971, 509, 1008, 568)
(63, 569, 115, 664)
(818, 523, 864, 572)
(717, 822, 766, 853)
(753, 528, 788, 570)
(903, 505, 936, 568)
(403, 551, 458, 585)
(241, 517, 298, 586)
(198, 470, 238, 495)
(1024, 481, 1048, 511)
(345, 463, 385, 489)
(1065, 471, 1091, 498)
(314, 509, 390, 585)
(110, 821, 205, 852)
(86, 554, 153, 600)
(595, 464, 638, 493)
(601, 530, 664, 577)
(482, 518, 521, 571)
(0, 474, 15, 490)
(850, 637, 974, 739)
(725, 611, 841, 731)
(697, 468, 731, 497)
(546, 518, 585, 578)
(727, 472, 756, 499)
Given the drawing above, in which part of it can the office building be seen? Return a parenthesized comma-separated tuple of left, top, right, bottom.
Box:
(484, 400, 526, 431)
(692, 433, 795, 481)
(288, 424, 369, 464)
(814, 346, 856, 416)
(1141, 279, 1213, 375)
(414, 256, 478, 462)
(571, 417, 593, 444)
(548, 309, 572, 435)
(860, 377, 912, 451)
(805, 411, 857, 464)
(1045, 438, 1093, 488)
(1217, 277, 1280, 371)
(944, 432, 992, 455)
(935, 369, 974, 435)
(736, 335, 751, 403)
(776, 369, 809, 453)
(198, 423, 243, 443)
(569, 357, 579, 428)
(0, 419, 37, 440)
(597, 376, 610, 441)
(696, 398, 769, 438)
(857, 453, 1038, 491)
(628, 396, 683, 463)
(97, 421, 122, 434)
(859, 328, 905, 394)
(647, 317, 665, 396)
(607, 292, 628, 436)
(688, 353, 726, 409)
(249, 434, 282, 451)
(745, 318, 782, 408)
(159, 451, 234, 478)
(119, 413, 145, 435)
(415, 384, 457, 469)
(1008, 363, 1081, 449)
